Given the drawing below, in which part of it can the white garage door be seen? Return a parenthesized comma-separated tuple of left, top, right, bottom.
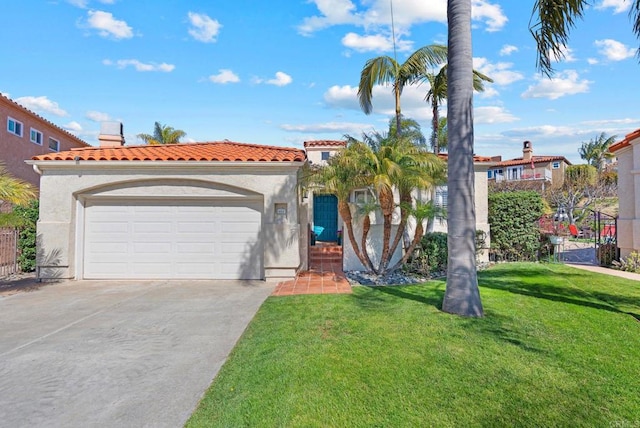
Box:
(83, 200, 262, 280)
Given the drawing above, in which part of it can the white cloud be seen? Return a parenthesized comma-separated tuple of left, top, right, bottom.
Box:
(499, 44, 518, 56)
(65, 121, 83, 133)
(67, 0, 88, 7)
(341, 32, 413, 53)
(15, 96, 68, 117)
(260, 72, 293, 86)
(549, 45, 577, 63)
(323, 83, 433, 121)
(595, 39, 637, 61)
(86, 10, 133, 39)
(473, 58, 524, 86)
(474, 106, 519, 124)
(298, 0, 506, 35)
(104, 59, 175, 72)
(587, 57, 599, 65)
(187, 12, 221, 43)
(596, 0, 630, 13)
(209, 69, 240, 84)
(521, 70, 591, 100)
(85, 110, 111, 122)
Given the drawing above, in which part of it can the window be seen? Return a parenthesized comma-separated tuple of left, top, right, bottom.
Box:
(552, 161, 560, 169)
(7, 117, 23, 137)
(487, 170, 493, 179)
(48, 137, 60, 152)
(353, 189, 373, 205)
(434, 186, 448, 220)
(321, 151, 330, 161)
(30, 128, 43, 145)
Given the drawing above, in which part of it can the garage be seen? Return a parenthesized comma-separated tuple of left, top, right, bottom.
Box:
(82, 199, 262, 280)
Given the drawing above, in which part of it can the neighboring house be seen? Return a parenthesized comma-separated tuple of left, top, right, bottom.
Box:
(1, 93, 89, 187)
(609, 128, 640, 258)
(301, 140, 494, 271)
(488, 141, 571, 188)
(29, 124, 306, 281)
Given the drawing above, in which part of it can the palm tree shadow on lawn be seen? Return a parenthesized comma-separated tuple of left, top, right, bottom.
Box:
(351, 281, 549, 355)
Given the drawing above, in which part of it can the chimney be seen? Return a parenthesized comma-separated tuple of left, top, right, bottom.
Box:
(490, 155, 502, 162)
(522, 140, 533, 161)
(99, 121, 125, 147)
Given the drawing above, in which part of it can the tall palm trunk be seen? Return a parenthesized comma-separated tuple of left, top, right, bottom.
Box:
(442, 0, 484, 317)
(431, 97, 440, 155)
(394, 83, 402, 137)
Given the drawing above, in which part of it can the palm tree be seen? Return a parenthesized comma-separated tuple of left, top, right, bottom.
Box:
(306, 147, 373, 271)
(137, 122, 186, 145)
(578, 132, 616, 172)
(424, 64, 492, 154)
(387, 116, 427, 148)
(436, 117, 448, 153)
(0, 165, 36, 206)
(530, 1, 640, 75)
(442, 0, 484, 317)
(0, 165, 37, 227)
(358, 44, 447, 136)
(349, 132, 445, 273)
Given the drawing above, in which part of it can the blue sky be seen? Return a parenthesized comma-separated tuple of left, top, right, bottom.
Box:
(2, 0, 639, 163)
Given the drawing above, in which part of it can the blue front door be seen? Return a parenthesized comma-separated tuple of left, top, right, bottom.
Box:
(313, 194, 338, 242)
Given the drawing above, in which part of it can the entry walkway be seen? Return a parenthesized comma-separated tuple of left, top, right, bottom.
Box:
(273, 243, 352, 296)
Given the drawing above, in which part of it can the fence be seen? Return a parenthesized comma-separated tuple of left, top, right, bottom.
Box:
(0, 228, 19, 277)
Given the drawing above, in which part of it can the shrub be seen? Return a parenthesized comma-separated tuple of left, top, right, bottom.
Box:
(405, 232, 447, 276)
(613, 251, 640, 273)
(13, 199, 38, 272)
(488, 191, 544, 261)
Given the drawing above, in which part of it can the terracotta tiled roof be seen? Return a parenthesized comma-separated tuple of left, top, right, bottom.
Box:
(0, 94, 89, 147)
(303, 140, 347, 148)
(437, 153, 494, 163)
(32, 141, 307, 162)
(610, 128, 640, 153)
(492, 155, 571, 167)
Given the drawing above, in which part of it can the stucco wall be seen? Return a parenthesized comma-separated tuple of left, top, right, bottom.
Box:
(615, 140, 640, 258)
(1, 96, 87, 187)
(33, 162, 302, 280)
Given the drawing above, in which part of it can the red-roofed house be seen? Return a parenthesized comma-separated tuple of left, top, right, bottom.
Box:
(1, 94, 89, 187)
(609, 128, 640, 258)
(487, 141, 571, 188)
(28, 123, 306, 281)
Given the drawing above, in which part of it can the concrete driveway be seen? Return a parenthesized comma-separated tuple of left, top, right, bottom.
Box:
(0, 279, 275, 427)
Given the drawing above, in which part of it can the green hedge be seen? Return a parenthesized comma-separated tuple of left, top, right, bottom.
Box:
(488, 191, 544, 261)
(13, 199, 38, 272)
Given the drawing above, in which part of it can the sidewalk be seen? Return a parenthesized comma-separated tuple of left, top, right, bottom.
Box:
(565, 263, 640, 281)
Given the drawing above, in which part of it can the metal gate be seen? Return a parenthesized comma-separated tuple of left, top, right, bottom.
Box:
(0, 228, 19, 277)
(594, 211, 618, 266)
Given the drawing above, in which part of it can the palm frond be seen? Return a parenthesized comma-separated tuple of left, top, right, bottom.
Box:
(529, 0, 587, 75)
(357, 56, 398, 114)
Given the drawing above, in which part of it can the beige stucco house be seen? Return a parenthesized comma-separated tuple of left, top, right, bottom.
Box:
(488, 141, 571, 189)
(301, 140, 494, 271)
(29, 125, 306, 281)
(609, 128, 640, 258)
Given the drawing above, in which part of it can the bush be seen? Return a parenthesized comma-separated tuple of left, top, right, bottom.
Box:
(488, 191, 544, 261)
(13, 199, 38, 272)
(406, 232, 447, 276)
(613, 251, 640, 273)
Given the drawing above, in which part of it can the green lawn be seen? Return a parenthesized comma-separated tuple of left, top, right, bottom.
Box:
(187, 263, 640, 427)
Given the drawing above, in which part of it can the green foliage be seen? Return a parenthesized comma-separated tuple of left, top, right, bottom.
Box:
(406, 232, 448, 276)
(13, 199, 38, 272)
(613, 251, 640, 273)
(488, 191, 545, 261)
(565, 164, 597, 187)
